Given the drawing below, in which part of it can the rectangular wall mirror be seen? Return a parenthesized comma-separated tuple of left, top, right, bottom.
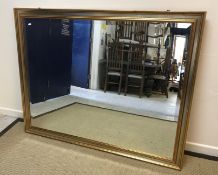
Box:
(14, 9, 205, 170)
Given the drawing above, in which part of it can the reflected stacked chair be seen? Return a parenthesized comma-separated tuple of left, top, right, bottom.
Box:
(133, 21, 147, 44)
(115, 21, 133, 40)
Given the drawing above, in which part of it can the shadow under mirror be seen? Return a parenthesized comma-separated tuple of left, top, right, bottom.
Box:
(25, 18, 191, 159)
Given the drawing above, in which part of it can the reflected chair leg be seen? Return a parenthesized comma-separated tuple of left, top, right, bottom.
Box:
(124, 75, 128, 96)
(166, 89, 168, 98)
(139, 78, 144, 98)
(118, 75, 122, 95)
(165, 82, 168, 98)
(104, 74, 108, 92)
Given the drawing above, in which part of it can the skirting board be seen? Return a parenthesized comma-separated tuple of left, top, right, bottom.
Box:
(186, 142, 218, 157)
(0, 106, 23, 118)
(0, 106, 217, 157)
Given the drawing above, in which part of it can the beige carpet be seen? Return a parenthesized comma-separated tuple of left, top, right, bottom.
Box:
(32, 103, 177, 158)
(0, 122, 218, 175)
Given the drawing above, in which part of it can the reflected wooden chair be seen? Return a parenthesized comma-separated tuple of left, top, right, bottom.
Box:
(104, 42, 125, 94)
(124, 43, 145, 98)
(151, 48, 171, 98)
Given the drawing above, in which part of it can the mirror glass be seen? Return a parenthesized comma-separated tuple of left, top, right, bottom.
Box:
(24, 18, 191, 159)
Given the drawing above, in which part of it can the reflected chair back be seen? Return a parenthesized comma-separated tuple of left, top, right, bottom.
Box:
(107, 42, 125, 72)
(127, 43, 145, 75)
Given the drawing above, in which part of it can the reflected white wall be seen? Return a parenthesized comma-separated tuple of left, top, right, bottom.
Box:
(90, 20, 108, 90)
(90, 21, 103, 90)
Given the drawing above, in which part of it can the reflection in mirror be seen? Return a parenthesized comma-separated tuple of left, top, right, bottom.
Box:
(24, 18, 191, 159)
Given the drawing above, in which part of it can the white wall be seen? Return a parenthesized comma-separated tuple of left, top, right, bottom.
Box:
(0, 0, 218, 156)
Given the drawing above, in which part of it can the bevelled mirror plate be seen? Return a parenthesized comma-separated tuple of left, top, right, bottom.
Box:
(14, 9, 205, 170)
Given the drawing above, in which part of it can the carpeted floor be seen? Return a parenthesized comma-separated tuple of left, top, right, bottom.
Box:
(0, 123, 218, 175)
(32, 103, 177, 158)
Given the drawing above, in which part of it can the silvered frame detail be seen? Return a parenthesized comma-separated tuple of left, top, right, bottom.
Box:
(14, 8, 206, 170)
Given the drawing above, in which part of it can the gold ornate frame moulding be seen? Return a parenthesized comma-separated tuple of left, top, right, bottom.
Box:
(14, 8, 206, 170)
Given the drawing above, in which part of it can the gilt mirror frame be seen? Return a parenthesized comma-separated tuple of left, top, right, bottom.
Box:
(14, 8, 206, 170)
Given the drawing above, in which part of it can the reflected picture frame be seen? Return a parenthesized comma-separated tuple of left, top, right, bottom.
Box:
(14, 8, 206, 170)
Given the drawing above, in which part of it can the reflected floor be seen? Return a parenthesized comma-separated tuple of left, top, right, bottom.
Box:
(32, 103, 177, 158)
(31, 86, 180, 121)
